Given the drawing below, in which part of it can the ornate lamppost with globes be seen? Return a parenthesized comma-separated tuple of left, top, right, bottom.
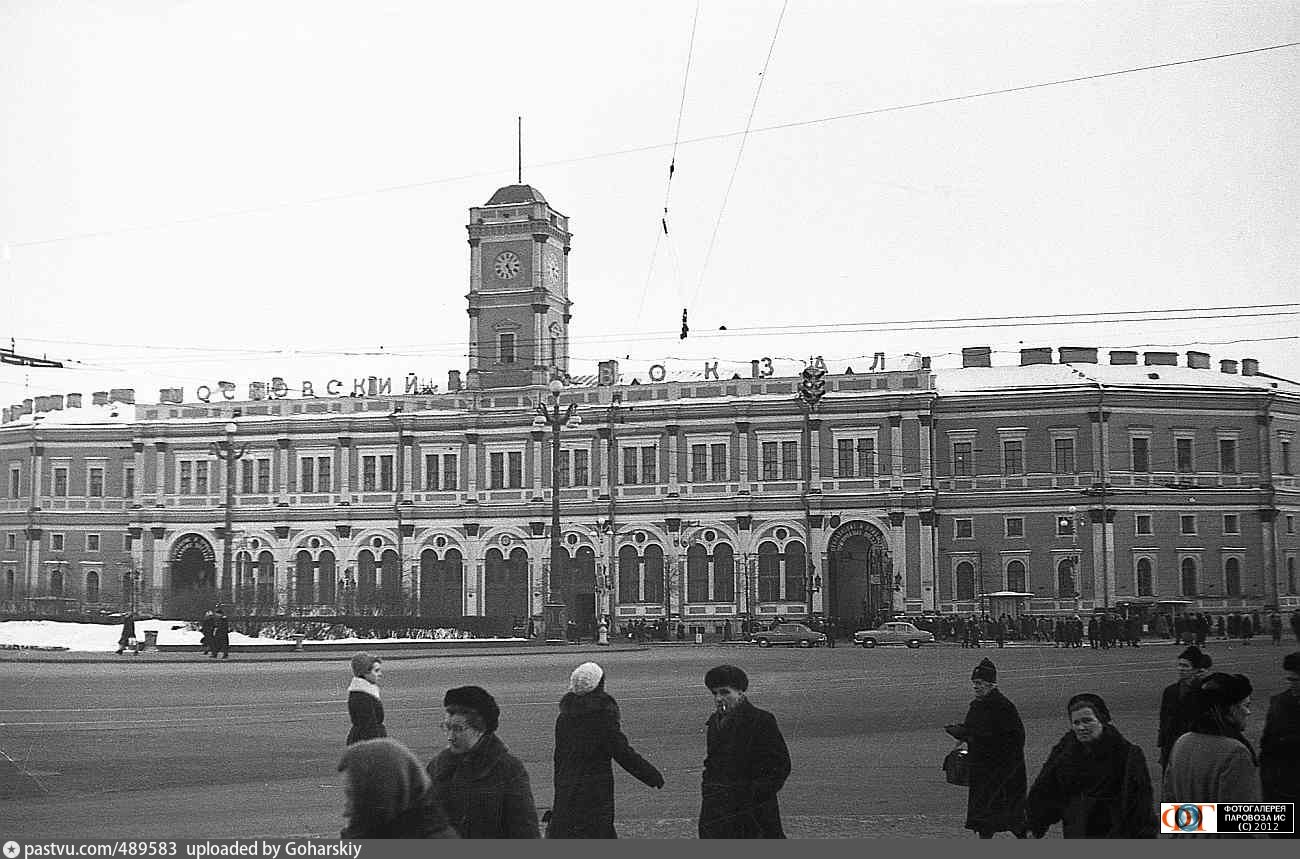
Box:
(533, 378, 580, 640)
(209, 421, 248, 603)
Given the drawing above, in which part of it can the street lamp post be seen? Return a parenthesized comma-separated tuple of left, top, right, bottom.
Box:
(534, 379, 579, 640)
(210, 422, 248, 603)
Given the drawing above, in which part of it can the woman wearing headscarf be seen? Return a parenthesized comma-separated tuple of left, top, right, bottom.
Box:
(338, 738, 457, 838)
(1025, 693, 1156, 838)
(944, 658, 1027, 838)
(545, 661, 664, 838)
(345, 652, 386, 745)
(1162, 672, 1260, 828)
(426, 685, 540, 838)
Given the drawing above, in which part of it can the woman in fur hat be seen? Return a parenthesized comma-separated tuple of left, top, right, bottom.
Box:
(338, 738, 457, 839)
(426, 685, 539, 838)
(545, 661, 664, 838)
(1162, 672, 1260, 821)
(345, 653, 386, 745)
(1026, 693, 1156, 838)
(945, 658, 1028, 838)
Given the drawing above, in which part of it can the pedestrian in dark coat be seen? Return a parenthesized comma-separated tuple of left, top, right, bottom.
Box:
(210, 605, 230, 659)
(945, 658, 1027, 838)
(338, 738, 457, 839)
(1260, 651, 1300, 837)
(116, 613, 137, 655)
(346, 652, 386, 745)
(199, 609, 215, 655)
(427, 685, 540, 838)
(1157, 645, 1211, 770)
(546, 662, 664, 838)
(698, 664, 791, 839)
(1026, 693, 1156, 838)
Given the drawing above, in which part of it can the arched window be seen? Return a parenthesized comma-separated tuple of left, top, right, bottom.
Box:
(713, 543, 735, 602)
(357, 550, 377, 606)
(643, 545, 664, 605)
(1057, 559, 1076, 599)
(687, 544, 709, 603)
(1181, 558, 1198, 597)
(318, 551, 336, 605)
(85, 571, 100, 603)
(785, 541, 807, 603)
(420, 547, 464, 616)
(49, 567, 64, 597)
(618, 546, 640, 603)
(1224, 557, 1241, 597)
(257, 551, 276, 609)
(955, 562, 975, 601)
(295, 551, 314, 604)
(380, 549, 401, 608)
(1136, 558, 1153, 597)
(757, 542, 780, 602)
(1006, 560, 1026, 593)
(236, 551, 254, 605)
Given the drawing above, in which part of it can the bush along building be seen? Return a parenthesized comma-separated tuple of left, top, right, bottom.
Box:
(2, 183, 1298, 638)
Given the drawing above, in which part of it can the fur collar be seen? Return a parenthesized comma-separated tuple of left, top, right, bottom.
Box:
(348, 676, 381, 700)
(559, 689, 619, 717)
(429, 732, 508, 783)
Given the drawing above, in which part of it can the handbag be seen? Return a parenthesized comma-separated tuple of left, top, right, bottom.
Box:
(942, 741, 970, 786)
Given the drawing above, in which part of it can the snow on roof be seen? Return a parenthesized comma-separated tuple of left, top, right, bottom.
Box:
(932, 361, 1300, 395)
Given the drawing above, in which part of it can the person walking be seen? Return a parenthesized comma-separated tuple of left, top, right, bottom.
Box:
(944, 658, 1027, 838)
(1260, 652, 1300, 838)
(346, 652, 386, 745)
(337, 738, 457, 839)
(1025, 693, 1156, 838)
(115, 612, 137, 655)
(1157, 646, 1212, 771)
(427, 685, 540, 838)
(545, 662, 663, 838)
(210, 605, 230, 659)
(1162, 673, 1260, 822)
(1270, 612, 1283, 646)
(199, 608, 215, 656)
(698, 664, 791, 839)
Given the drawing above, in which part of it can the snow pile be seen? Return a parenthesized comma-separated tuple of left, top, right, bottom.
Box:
(0, 619, 288, 652)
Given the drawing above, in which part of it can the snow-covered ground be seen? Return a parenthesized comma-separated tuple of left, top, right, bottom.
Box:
(0, 619, 522, 651)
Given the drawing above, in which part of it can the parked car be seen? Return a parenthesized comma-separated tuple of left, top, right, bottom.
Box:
(752, 622, 827, 648)
(853, 621, 935, 648)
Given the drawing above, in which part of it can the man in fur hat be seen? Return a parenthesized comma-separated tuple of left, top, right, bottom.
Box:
(1157, 645, 1212, 771)
(945, 658, 1027, 838)
(698, 664, 791, 838)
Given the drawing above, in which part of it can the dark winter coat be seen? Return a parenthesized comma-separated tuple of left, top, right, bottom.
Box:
(947, 687, 1027, 835)
(340, 789, 458, 839)
(338, 738, 457, 839)
(546, 690, 663, 838)
(427, 732, 540, 838)
(698, 697, 792, 839)
(1261, 689, 1300, 806)
(1157, 678, 1201, 769)
(118, 617, 136, 646)
(211, 613, 230, 652)
(1026, 725, 1156, 838)
(346, 678, 386, 745)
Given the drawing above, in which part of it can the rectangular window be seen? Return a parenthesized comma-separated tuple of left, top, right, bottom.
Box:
(88, 467, 104, 498)
(837, 439, 854, 477)
(490, 453, 504, 490)
(507, 451, 522, 488)
(573, 449, 589, 486)
(953, 442, 972, 477)
(257, 459, 271, 494)
(124, 466, 134, 498)
(317, 457, 331, 492)
(51, 533, 65, 551)
(8, 465, 19, 499)
(1176, 437, 1194, 473)
(1002, 440, 1024, 475)
(379, 455, 394, 491)
(1057, 514, 1075, 537)
(640, 447, 656, 484)
(499, 333, 515, 364)
(53, 467, 68, 497)
(301, 457, 316, 493)
(1289, 514, 1295, 534)
(1223, 514, 1239, 535)
(5, 533, 15, 550)
(180, 461, 192, 495)
(1131, 437, 1150, 472)
(954, 518, 973, 539)
(622, 448, 638, 485)
(1219, 439, 1238, 474)
(441, 454, 457, 490)
(1005, 517, 1024, 538)
(1180, 514, 1197, 535)
(857, 438, 876, 477)
(423, 454, 438, 490)
(87, 534, 100, 552)
(781, 441, 799, 479)
(1053, 438, 1075, 474)
(763, 442, 780, 480)
(710, 443, 727, 482)
(1281, 439, 1293, 475)
(196, 462, 209, 495)
(1136, 514, 1153, 536)
(691, 445, 707, 482)
(241, 460, 253, 494)
(557, 450, 570, 487)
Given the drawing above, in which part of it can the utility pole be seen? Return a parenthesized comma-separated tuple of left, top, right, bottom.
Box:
(797, 364, 826, 617)
(210, 422, 248, 603)
(533, 378, 579, 640)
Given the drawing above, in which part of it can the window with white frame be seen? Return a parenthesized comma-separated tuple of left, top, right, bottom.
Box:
(9, 464, 20, 498)
(1051, 432, 1077, 474)
(954, 518, 973, 539)
(952, 441, 973, 477)
(178, 459, 210, 495)
(1175, 434, 1195, 473)
(833, 432, 878, 478)
(124, 465, 134, 498)
(1056, 514, 1075, 537)
(1130, 433, 1151, 472)
(5, 532, 15, 550)
(240, 457, 272, 494)
(1135, 513, 1153, 536)
(422, 451, 458, 491)
(555, 448, 590, 487)
(1287, 514, 1294, 535)
(298, 453, 333, 493)
(1223, 513, 1240, 535)
(361, 453, 395, 492)
(86, 533, 100, 552)
(1218, 435, 1239, 474)
(1002, 439, 1024, 475)
(486, 447, 523, 490)
(1005, 517, 1024, 538)
(51, 533, 65, 551)
(620, 440, 657, 485)
(52, 464, 69, 497)
(1280, 435, 1293, 475)
(688, 437, 729, 482)
(86, 464, 105, 498)
(1180, 514, 1197, 535)
(760, 434, 802, 481)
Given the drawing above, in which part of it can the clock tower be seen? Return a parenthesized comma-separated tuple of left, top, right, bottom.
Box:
(465, 184, 572, 390)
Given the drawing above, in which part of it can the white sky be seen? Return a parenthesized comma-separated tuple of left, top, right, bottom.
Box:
(2, 1, 1298, 406)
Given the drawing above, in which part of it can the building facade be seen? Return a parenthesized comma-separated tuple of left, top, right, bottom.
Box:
(3, 185, 1298, 634)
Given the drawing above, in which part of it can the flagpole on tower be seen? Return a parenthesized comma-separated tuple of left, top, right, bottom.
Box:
(517, 116, 522, 183)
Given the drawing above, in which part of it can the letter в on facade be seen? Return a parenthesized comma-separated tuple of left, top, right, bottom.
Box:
(301, 381, 316, 398)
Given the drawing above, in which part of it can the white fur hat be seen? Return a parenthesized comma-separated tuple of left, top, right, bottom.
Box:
(569, 661, 604, 695)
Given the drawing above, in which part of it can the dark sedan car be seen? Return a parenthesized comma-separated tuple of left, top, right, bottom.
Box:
(751, 622, 827, 648)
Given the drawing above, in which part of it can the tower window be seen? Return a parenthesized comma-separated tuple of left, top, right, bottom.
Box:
(499, 334, 516, 364)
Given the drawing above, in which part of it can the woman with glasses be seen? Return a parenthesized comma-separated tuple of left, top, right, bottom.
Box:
(425, 685, 540, 838)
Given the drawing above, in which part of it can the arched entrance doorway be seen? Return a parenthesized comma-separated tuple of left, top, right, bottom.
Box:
(826, 521, 892, 630)
(170, 534, 217, 592)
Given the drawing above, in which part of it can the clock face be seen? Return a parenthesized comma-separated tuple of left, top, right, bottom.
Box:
(545, 254, 562, 285)
(493, 251, 521, 280)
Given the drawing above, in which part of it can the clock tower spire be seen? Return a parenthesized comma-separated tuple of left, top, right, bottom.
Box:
(465, 183, 572, 390)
